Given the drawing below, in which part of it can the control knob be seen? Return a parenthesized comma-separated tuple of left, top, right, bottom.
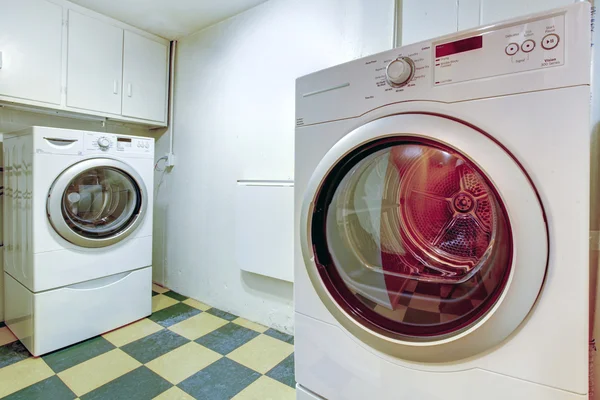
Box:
(386, 57, 415, 87)
(97, 136, 111, 150)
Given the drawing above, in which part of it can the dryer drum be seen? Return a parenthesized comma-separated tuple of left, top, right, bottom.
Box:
(312, 137, 513, 338)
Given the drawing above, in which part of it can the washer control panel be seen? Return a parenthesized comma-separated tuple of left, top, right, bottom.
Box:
(84, 132, 153, 154)
(433, 14, 564, 86)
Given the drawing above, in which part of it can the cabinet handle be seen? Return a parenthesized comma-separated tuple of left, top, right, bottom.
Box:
(113, 80, 118, 94)
(127, 83, 132, 97)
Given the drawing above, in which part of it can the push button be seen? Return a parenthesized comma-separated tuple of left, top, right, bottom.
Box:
(521, 39, 535, 53)
(505, 43, 519, 56)
(542, 34, 559, 50)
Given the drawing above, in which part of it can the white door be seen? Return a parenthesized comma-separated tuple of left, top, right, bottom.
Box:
(67, 10, 123, 115)
(122, 31, 168, 123)
(0, 0, 63, 104)
(301, 113, 548, 362)
(47, 158, 148, 248)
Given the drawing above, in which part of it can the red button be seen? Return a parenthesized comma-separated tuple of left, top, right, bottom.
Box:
(505, 43, 519, 56)
(542, 34, 559, 50)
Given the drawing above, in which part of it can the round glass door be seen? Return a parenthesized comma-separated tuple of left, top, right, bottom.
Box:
(311, 138, 513, 339)
(48, 158, 148, 248)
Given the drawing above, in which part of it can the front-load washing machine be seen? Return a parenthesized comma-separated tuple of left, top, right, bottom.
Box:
(3, 126, 154, 355)
(295, 3, 593, 399)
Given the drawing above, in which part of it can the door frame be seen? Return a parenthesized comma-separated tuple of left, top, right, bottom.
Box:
(47, 157, 148, 248)
(300, 112, 548, 362)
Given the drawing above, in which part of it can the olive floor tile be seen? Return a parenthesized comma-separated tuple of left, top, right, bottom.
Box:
(206, 308, 238, 321)
(152, 284, 170, 294)
(103, 318, 163, 347)
(146, 342, 222, 384)
(152, 294, 180, 313)
(80, 367, 171, 400)
(149, 303, 201, 328)
(0, 340, 30, 369)
(266, 354, 295, 388)
(152, 386, 195, 400)
(264, 328, 294, 345)
(0, 358, 55, 398)
(232, 318, 268, 333)
(168, 313, 228, 341)
(4, 375, 76, 400)
(120, 329, 189, 364)
(0, 327, 17, 347)
(57, 349, 141, 397)
(227, 334, 294, 374)
(177, 357, 260, 400)
(163, 291, 188, 301)
(195, 323, 259, 355)
(182, 298, 211, 311)
(43, 336, 115, 373)
(232, 376, 295, 400)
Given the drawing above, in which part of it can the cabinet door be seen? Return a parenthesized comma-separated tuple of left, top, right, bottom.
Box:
(0, 0, 63, 104)
(122, 31, 168, 122)
(67, 10, 123, 115)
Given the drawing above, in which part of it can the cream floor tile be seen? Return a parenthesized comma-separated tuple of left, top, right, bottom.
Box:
(103, 318, 163, 347)
(146, 342, 221, 384)
(232, 318, 268, 333)
(153, 294, 179, 312)
(0, 357, 54, 398)
(182, 298, 211, 311)
(58, 349, 141, 396)
(153, 386, 196, 400)
(227, 335, 294, 374)
(0, 326, 17, 346)
(168, 313, 228, 340)
(233, 376, 295, 400)
(154, 386, 194, 400)
(152, 283, 169, 294)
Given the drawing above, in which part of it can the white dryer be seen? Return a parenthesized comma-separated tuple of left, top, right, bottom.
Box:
(295, 3, 592, 399)
(3, 126, 154, 356)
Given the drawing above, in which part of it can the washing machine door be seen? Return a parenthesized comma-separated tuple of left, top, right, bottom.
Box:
(301, 113, 548, 362)
(47, 158, 148, 248)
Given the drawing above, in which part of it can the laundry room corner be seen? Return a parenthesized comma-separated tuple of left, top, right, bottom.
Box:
(153, 0, 396, 333)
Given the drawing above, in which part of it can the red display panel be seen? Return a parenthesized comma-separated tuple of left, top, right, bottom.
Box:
(435, 35, 483, 58)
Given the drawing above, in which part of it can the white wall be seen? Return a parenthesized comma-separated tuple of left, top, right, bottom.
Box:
(0, 108, 157, 321)
(401, 0, 580, 45)
(155, 0, 395, 332)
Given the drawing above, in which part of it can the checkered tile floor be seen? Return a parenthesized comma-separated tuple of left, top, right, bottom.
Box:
(0, 284, 295, 400)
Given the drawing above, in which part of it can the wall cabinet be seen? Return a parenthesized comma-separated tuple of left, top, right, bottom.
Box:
(0, 0, 63, 105)
(122, 31, 168, 123)
(0, 0, 169, 127)
(67, 10, 123, 115)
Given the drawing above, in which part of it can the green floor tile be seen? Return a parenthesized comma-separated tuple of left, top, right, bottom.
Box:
(42, 336, 115, 373)
(264, 328, 294, 344)
(0, 341, 31, 369)
(0, 321, 5, 328)
(4, 376, 76, 400)
(152, 291, 159, 296)
(149, 303, 201, 327)
(121, 329, 189, 363)
(266, 353, 295, 388)
(178, 357, 260, 400)
(206, 308, 237, 322)
(163, 291, 188, 301)
(195, 323, 259, 355)
(80, 366, 172, 400)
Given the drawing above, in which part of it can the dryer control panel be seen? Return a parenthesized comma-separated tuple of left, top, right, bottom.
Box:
(432, 14, 564, 86)
(83, 132, 154, 156)
(295, 2, 588, 127)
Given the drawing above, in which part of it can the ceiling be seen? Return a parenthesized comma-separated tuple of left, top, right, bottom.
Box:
(69, 0, 270, 39)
